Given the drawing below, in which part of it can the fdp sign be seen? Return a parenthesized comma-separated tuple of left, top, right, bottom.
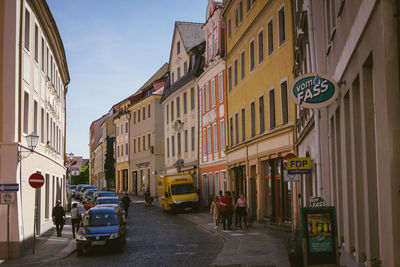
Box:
(289, 73, 339, 108)
(287, 157, 312, 174)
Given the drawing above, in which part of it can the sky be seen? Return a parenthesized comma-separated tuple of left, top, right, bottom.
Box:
(46, 0, 208, 158)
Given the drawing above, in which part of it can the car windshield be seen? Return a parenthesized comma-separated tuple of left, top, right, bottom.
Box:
(97, 198, 119, 205)
(100, 192, 115, 197)
(69, 185, 77, 190)
(87, 213, 119, 226)
(82, 186, 95, 192)
(171, 184, 195, 195)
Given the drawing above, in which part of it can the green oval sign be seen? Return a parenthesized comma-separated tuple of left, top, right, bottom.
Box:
(289, 73, 339, 108)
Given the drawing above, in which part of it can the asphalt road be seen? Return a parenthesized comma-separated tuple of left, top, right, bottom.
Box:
(55, 199, 223, 267)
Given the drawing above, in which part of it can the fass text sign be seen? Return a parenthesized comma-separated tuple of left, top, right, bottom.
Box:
(289, 73, 339, 108)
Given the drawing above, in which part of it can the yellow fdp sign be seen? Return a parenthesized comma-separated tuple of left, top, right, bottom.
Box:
(287, 157, 312, 170)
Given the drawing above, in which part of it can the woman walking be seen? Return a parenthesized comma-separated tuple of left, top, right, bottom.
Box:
(234, 194, 248, 229)
(210, 196, 220, 228)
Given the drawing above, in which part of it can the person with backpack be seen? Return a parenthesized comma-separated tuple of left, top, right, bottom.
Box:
(70, 203, 81, 238)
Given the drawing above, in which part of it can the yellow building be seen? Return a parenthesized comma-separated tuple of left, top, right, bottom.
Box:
(224, 0, 297, 223)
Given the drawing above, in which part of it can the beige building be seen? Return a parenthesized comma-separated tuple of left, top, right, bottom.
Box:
(129, 64, 168, 197)
(0, 0, 70, 258)
(294, 0, 400, 266)
(161, 21, 205, 187)
(89, 113, 108, 187)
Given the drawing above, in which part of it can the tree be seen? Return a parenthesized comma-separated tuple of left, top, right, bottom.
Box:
(104, 136, 116, 190)
(71, 164, 89, 185)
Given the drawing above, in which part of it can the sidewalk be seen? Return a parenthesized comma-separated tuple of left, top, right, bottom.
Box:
(2, 215, 75, 266)
(179, 208, 291, 267)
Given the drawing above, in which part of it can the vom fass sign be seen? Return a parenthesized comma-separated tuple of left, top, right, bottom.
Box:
(289, 73, 339, 108)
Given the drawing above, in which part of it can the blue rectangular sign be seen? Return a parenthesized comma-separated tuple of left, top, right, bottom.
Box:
(288, 169, 312, 175)
(0, 184, 19, 192)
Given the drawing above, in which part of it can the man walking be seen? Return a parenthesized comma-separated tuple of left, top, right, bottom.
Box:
(220, 191, 233, 230)
(52, 200, 66, 237)
(121, 192, 131, 217)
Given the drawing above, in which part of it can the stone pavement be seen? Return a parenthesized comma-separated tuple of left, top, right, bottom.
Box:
(1, 214, 76, 266)
(179, 209, 291, 267)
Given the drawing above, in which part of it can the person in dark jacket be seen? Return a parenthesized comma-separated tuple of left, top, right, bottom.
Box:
(52, 200, 66, 237)
(121, 193, 131, 217)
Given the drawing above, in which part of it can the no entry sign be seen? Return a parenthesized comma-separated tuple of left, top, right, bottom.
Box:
(29, 173, 45, 189)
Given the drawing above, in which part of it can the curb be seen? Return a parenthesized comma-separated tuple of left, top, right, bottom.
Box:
(40, 238, 76, 263)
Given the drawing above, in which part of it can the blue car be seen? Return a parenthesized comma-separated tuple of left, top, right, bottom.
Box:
(76, 206, 126, 255)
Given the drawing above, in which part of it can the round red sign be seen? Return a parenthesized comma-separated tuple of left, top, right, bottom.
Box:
(29, 173, 45, 188)
(283, 153, 297, 169)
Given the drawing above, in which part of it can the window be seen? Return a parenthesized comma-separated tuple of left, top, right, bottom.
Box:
(117, 145, 120, 157)
(24, 9, 30, 51)
(205, 84, 210, 111)
(138, 109, 141, 122)
(134, 138, 136, 153)
(235, 8, 239, 28)
(184, 61, 188, 75)
(148, 104, 151, 118)
(259, 96, 265, 133)
(184, 129, 188, 152)
(166, 105, 169, 124)
(229, 117, 233, 146)
(269, 89, 276, 129)
(251, 102, 255, 137)
(121, 144, 123, 156)
(228, 18, 232, 38)
(246, 0, 251, 12)
(278, 5, 286, 45)
(268, 19, 274, 55)
(177, 41, 180, 54)
(241, 51, 245, 80)
(281, 80, 288, 124)
(34, 24, 38, 62)
(46, 113, 49, 142)
(167, 138, 170, 157)
(177, 96, 180, 117)
(258, 30, 264, 63)
(250, 40, 255, 71)
(171, 101, 174, 121)
(138, 137, 141, 152)
(207, 127, 211, 154)
(177, 67, 181, 80)
(220, 120, 225, 150)
(143, 135, 145, 151)
(125, 122, 128, 133)
(142, 107, 145, 120)
(325, 0, 336, 44)
(33, 100, 38, 134)
(177, 133, 181, 155)
(239, 1, 243, 23)
(46, 47, 49, 74)
(191, 87, 195, 110)
(191, 126, 195, 151)
(241, 108, 246, 141)
(23, 92, 29, 134)
(171, 72, 175, 84)
(218, 73, 223, 102)
(202, 87, 206, 113)
(41, 38, 44, 71)
(203, 128, 207, 156)
(172, 136, 175, 156)
(234, 58, 238, 86)
(228, 66, 232, 92)
(211, 78, 216, 107)
(120, 124, 123, 135)
(126, 143, 129, 156)
(41, 108, 44, 143)
(183, 92, 187, 114)
(235, 113, 239, 144)
(148, 133, 151, 149)
(213, 124, 218, 152)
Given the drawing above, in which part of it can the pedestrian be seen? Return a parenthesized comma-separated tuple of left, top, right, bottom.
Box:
(52, 200, 66, 237)
(145, 186, 153, 205)
(220, 191, 233, 230)
(232, 191, 239, 227)
(209, 196, 220, 228)
(217, 190, 223, 226)
(70, 203, 81, 238)
(234, 194, 248, 229)
(121, 192, 131, 217)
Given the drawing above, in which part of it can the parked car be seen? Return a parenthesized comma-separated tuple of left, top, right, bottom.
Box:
(75, 184, 88, 200)
(82, 189, 100, 204)
(76, 206, 126, 255)
(95, 196, 121, 208)
(68, 185, 77, 197)
(83, 192, 116, 211)
(77, 185, 96, 201)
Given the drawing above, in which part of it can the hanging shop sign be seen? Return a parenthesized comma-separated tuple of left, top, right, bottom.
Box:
(301, 207, 339, 266)
(289, 73, 339, 108)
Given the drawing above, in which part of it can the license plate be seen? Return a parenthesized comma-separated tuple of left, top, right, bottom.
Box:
(91, 240, 105, 245)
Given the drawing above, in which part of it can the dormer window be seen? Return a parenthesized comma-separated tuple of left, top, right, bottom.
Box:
(177, 41, 180, 54)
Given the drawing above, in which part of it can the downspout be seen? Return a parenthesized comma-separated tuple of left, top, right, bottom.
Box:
(305, 0, 322, 196)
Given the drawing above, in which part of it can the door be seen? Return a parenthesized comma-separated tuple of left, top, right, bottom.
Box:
(208, 173, 214, 205)
(250, 177, 257, 220)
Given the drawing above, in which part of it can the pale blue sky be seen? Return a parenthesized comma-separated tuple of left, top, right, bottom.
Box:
(46, 0, 208, 158)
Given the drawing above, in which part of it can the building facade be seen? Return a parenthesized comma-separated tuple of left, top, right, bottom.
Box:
(129, 64, 168, 197)
(198, 0, 227, 206)
(293, 0, 400, 266)
(0, 0, 70, 258)
(223, 0, 297, 223)
(89, 113, 108, 188)
(161, 22, 205, 188)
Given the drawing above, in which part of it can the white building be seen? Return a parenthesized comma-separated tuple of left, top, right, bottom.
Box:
(0, 0, 70, 258)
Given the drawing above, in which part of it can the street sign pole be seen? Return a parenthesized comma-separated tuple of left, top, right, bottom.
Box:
(33, 188, 37, 254)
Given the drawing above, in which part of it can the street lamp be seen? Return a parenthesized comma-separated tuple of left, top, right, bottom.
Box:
(66, 152, 75, 211)
(18, 132, 39, 162)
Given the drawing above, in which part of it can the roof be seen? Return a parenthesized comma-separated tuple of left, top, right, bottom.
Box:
(176, 21, 205, 52)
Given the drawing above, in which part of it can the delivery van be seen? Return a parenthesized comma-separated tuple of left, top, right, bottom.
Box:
(157, 173, 199, 212)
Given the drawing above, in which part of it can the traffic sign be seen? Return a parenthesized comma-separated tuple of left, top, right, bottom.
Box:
(0, 184, 19, 192)
(29, 173, 45, 188)
(283, 170, 300, 182)
(287, 157, 312, 170)
(284, 153, 297, 168)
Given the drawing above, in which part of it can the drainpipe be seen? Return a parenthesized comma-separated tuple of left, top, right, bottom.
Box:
(305, 0, 322, 196)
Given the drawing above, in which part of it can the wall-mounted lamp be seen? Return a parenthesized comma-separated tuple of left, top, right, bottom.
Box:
(18, 132, 39, 162)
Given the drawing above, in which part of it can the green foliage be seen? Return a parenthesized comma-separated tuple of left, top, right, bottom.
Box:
(71, 165, 89, 185)
(104, 136, 116, 189)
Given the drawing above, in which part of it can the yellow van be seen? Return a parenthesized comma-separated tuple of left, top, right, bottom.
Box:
(157, 173, 199, 212)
